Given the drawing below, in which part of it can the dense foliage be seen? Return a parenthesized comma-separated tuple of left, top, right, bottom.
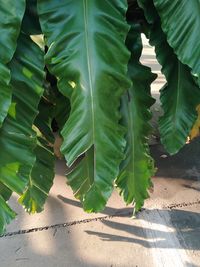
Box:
(0, 0, 199, 234)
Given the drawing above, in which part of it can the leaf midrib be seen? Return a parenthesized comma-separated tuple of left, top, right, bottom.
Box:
(83, 0, 95, 184)
(128, 91, 136, 196)
(171, 61, 182, 134)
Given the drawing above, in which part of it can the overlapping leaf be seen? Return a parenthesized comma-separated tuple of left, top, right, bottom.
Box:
(44, 72, 71, 132)
(53, 91, 70, 132)
(0, 0, 199, 231)
(116, 24, 156, 211)
(19, 96, 55, 213)
(0, 196, 16, 235)
(19, 136, 55, 213)
(153, 0, 200, 83)
(34, 97, 54, 145)
(0, 180, 13, 234)
(0, 182, 12, 201)
(0, 0, 25, 127)
(138, 0, 200, 154)
(38, 0, 131, 211)
(0, 34, 44, 233)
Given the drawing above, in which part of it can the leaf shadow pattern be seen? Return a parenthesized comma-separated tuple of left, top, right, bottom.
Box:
(87, 209, 200, 251)
(57, 194, 133, 217)
(184, 263, 200, 267)
(57, 194, 200, 251)
(1, 195, 101, 267)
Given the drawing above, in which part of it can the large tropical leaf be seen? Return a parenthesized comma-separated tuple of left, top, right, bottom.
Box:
(116, 24, 156, 211)
(67, 24, 156, 212)
(0, 34, 44, 233)
(38, 0, 131, 211)
(0, 0, 25, 127)
(138, 0, 200, 155)
(153, 0, 200, 83)
(0, 34, 44, 193)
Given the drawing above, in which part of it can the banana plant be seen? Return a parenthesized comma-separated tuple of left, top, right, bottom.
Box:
(0, 0, 199, 234)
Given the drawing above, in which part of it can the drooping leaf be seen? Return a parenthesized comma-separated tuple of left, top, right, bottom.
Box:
(0, 183, 12, 202)
(67, 145, 117, 212)
(0, 195, 16, 235)
(38, 0, 131, 211)
(116, 24, 156, 211)
(0, 34, 45, 233)
(66, 147, 97, 211)
(153, 0, 200, 82)
(19, 136, 55, 213)
(138, 0, 200, 155)
(18, 87, 55, 213)
(0, 34, 44, 194)
(157, 41, 200, 155)
(0, 0, 25, 127)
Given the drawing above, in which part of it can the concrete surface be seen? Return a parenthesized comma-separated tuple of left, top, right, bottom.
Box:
(1, 147, 200, 267)
(0, 35, 200, 267)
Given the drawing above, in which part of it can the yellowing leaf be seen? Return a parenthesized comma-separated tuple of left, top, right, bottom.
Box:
(190, 105, 200, 140)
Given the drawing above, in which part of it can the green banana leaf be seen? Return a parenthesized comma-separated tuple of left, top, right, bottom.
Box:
(116, 24, 156, 211)
(0, 0, 25, 127)
(38, 0, 131, 211)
